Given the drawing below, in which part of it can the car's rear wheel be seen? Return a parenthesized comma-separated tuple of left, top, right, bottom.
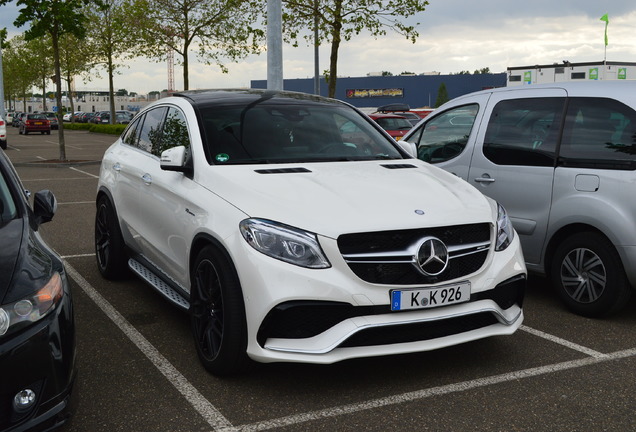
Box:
(551, 232, 631, 317)
(190, 245, 248, 376)
(94, 196, 129, 279)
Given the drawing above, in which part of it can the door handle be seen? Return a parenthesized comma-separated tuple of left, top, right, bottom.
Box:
(474, 176, 495, 183)
(142, 173, 152, 185)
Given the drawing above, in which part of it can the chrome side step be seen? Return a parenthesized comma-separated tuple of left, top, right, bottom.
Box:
(128, 258, 190, 310)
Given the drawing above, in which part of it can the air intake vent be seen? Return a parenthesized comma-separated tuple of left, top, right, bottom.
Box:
(381, 164, 417, 169)
(255, 167, 312, 174)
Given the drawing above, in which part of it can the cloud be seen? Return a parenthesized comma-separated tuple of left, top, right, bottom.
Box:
(2, 1, 635, 94)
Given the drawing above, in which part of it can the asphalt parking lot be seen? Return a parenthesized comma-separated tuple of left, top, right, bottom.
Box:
(4, 124, 636, 431)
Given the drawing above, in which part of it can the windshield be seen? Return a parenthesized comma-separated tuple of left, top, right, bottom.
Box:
(198, 101, 405, 164)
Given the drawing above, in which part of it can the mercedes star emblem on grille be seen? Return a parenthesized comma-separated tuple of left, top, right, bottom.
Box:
(415, 237, 449, 276)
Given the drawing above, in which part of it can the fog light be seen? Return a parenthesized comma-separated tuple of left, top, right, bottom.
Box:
(13, 389, 36, 412)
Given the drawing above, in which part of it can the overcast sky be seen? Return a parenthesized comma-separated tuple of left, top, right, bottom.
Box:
(1, 0, 635, 94)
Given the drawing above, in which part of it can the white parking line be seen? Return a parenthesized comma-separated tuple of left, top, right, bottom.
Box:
(231, 348, 636, 432)
(64, 257, 632, 432)
(70, 166, 100, 178)
(64, 262, 237, 432)
(520, 325, 608, 358)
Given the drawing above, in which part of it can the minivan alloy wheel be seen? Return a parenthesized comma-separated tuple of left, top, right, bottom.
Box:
(551, 232, 631, 317)
(559, 247, 606, 304)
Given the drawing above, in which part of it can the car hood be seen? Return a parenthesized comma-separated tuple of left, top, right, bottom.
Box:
(0, 218, 55, 304)
(198, 160, 493, 238)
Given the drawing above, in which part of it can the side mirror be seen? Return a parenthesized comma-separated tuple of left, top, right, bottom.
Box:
(33, 190, 57, 226)
(160, 146, 192, 176)
(397, 140, 417, 158)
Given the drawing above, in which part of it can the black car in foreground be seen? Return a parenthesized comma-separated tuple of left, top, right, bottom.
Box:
(0, 149, 76, 431)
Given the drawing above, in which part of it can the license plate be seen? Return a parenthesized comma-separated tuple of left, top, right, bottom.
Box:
(35, 122, 43, 125)
(391, 282, 471, 311)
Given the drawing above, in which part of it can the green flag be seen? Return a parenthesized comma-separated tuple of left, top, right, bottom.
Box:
(600, 14, 609, 46)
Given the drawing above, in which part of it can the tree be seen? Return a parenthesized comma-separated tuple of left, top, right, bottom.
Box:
(0, 0, 106, 161)
(85, 0, 139, 123)
(2, 35, 41, 112)
(474, 67, 491, 74)
(434, 82, 448, 108)
(282, 0, 429, 98)
(27, 36, 53, 112)
(130, 0, 264, 91)
(58, 33, 95, 119)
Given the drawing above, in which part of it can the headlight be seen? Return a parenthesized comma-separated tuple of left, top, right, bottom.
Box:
(240, 219, 331, 269)
(495, 203, 514, 251)
(0, 272, 64, 337)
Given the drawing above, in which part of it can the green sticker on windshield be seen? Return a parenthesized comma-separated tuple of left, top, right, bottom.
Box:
(216, 153, 230, 163)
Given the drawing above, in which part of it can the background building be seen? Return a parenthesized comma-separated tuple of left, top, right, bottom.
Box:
(251, 73, 507, 109)
(507, 61, 636, 86)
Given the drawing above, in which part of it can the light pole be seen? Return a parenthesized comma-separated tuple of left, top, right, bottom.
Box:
(267, 0, 283, 91)
(0, 42, 5, 119)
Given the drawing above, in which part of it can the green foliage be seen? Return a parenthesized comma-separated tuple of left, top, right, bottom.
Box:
(282, 0, 430, 97)
(129, 0, 264, 90)
(435, 82, 449, 108)
(64, 122, 126, 134)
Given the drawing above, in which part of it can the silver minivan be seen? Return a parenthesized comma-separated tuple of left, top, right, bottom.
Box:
(402, 81, 636, 317)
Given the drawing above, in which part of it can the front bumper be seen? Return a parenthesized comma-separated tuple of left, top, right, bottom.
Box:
(0, 281, 76, 432)
(231, 230, 527, 364)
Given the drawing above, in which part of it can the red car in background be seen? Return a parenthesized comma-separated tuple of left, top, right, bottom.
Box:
(368, 113, 413, 140)
(19, 113, 51, 135)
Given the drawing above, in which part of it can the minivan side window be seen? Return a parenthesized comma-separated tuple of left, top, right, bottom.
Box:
(560, 97, 636, 168)
(483, 97, 564, 167)
(413, 104, 478, 163)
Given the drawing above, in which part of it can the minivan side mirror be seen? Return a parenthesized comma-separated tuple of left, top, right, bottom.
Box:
(397, 140, 417, 158)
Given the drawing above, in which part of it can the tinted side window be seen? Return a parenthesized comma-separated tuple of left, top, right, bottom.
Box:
(122, 116, 142, 147)
(138, 107, 168, 155)
(560, 97, 636, 169)
(155, 107, 190, 157)
(0, 170, 18, 223)
(414, 104, 478, 163)
(483, 97, 564, 167)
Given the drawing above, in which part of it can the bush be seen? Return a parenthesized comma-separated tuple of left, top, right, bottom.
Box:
(63, 123, 126, 135)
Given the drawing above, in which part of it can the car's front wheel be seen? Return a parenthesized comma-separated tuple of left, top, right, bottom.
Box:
(190, 245, 248, 376)
(551, 232, 632, 317)
(94, 196, 129, 279)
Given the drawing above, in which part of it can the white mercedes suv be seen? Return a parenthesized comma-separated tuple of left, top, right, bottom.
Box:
(95, 89, 526, 375)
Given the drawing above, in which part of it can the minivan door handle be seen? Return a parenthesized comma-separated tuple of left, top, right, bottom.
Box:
(474, 175, 495, 183)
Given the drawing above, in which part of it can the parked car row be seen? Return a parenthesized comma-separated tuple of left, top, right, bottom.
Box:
(0, 115, 6, 149)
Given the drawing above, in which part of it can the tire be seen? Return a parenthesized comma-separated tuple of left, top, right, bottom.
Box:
(94, 196, 129, 279)
(0, 140, 6, 150)
(47, 131, 51, 135)
(551, 232, 632, 317)
(190, 245, 248, 376)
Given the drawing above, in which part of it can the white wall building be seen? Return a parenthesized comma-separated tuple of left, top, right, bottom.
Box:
(507, 61, 636, 86)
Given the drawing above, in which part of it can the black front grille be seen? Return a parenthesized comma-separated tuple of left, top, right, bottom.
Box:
(339, 313, 499, 348)
(338, 223, 491, 285)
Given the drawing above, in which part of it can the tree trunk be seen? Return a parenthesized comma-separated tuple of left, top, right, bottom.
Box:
(183, 49, 189, 91)
(51, 31, 67, 161)
(328, 1, 343, 98)
(108, 54, 116, 124)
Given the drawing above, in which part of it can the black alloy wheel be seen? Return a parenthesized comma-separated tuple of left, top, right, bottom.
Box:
(190, 245, 248, 376)
(551, 232, 631, 317)
(94, 196, 129, 279)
